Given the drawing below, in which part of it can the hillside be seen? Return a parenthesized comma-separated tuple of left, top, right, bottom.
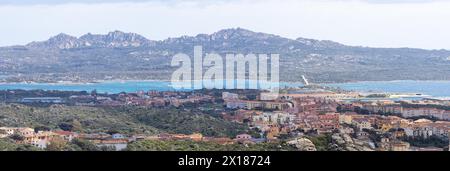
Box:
(0, 104, 252, 137)
(1, 28, 450, 83)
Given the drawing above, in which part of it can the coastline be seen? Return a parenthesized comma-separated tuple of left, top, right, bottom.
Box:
(0, 79, 450, 98)
(2, 79, 450, 85)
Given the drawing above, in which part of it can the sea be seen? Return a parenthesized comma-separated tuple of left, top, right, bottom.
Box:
(325, 80, 450, 98)
(0, 80, 449, 98)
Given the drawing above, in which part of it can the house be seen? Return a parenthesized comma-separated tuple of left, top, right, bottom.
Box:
(379, 138, 410, 151)
(53, 130, 79, 141)
(402, 108, 447, 120)
(356, 131, 370, 139)
(393, 130, 406, 138)
(266, 125, 280, 139)
(0, 127, 17, 138)
(24, 131, 55, 149)
(339, 127, 355, 134)
(317, 113, 340, 131)
(390, 141, 410, 151)
(21, 97, 64, 104)
(235, 134, 252, 142)
(0, 127, 35, 137)
(188, 133, 203, 142)
(352, 118, 372, 130)
(339, 114, 353, 125)
(95, 139, 129, 151)
(226, 101, 247, 109)
(222, 92, 239, 101)
(380, 123, 394, 133)
(112, 133, 126, 139)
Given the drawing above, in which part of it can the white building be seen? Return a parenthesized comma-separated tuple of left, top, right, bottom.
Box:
(252, 112, 296, 125)
(222, 92, 239, 101)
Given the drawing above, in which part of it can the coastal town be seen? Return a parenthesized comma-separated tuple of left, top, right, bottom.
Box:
(1, 83, 449, 151)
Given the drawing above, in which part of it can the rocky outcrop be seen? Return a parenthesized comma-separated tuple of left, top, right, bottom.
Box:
(329, 133, 374, 151)
(287, 138, 317, 151)
(26, 31, 153, 49)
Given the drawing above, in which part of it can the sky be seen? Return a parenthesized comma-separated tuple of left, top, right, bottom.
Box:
(0, 0, 450, 50)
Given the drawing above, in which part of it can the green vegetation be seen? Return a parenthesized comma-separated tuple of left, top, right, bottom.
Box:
(400, 136, 449, 148)
(45, 138, 116, 151)
(366, 94, 389, 98)
(400, 102, 450, 111)
(0, 138, 18, 151)
(126, 140, 297, 151)
(0, 138, 41, 151)
(124, 107, 253, 137)
(307, 134, 332, 151)
(0, 103, 159, 134)
(0, 104, 253, 138)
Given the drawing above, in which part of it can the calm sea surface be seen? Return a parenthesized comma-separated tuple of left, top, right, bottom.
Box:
(0, 80, 449, 97)
(326, 80, 450, 98)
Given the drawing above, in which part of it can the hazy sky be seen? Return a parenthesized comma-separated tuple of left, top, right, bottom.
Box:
(1, 0, 449, 50)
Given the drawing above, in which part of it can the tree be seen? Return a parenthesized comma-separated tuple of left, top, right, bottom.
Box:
(71, 119, 84, 133)
(308, 134, 332, 151)
(46, 138, 70, 151)
(58, 122, 73, 131)
(9, 134, 25, 142)
(91, 89, 98, 97)
(106, 129, 120, 135)
(0, 138, 18, 151)
(71, 138, 100, 151)
(16, 144, 41, 151)
(34, 125, 51, 133)
(99, 145, 116, 151)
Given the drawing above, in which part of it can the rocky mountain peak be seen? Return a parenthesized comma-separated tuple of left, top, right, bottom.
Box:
(27, 33, 81, 49)
(27, 31, 152, 49)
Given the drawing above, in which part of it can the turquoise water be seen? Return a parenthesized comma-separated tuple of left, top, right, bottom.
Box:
(0, 80, 449, 97)
(0, 80, 303, 94)
(326, 80, 450, 98)
(0, 81, 174, 94)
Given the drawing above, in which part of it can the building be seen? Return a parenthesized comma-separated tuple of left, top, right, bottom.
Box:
(226, 100, 293, 111)
(21, 97, 64, 103)
(252, 112, 296, 125)
(25, 131, 55, 149)
(1, 127, 56, 149)
(379, 138, 410, 151)
(112, 133, 126, 139)
(95, 139, 128, 151)
(260, 93, 279, 101)
(339, 114, 353, 125)
(402, 108, 447, 120)
(236, 134, 252, 140)
(222, 110, 259, 123)
(226, 100, 247, 109)
(362, 104, 403, 114)
(390, 141, 410, 151)
(0, 127, 34, 137)
(278, 92, 360, 101)
(222, 92, 239, 101)
(316, 113, 340, 132)
(352, 118, 372, 130)
(53, 131, 79, 141)
(246, 101, 293, 111)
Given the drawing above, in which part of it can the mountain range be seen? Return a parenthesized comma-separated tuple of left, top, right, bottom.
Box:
(1, 28, 450, 83)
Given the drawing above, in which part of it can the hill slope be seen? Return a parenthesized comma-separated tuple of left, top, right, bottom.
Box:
(1, 28, 449, 83)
